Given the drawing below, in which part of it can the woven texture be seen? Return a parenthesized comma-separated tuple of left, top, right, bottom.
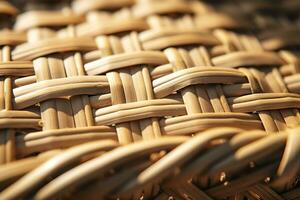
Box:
(1, 0, 300, 199)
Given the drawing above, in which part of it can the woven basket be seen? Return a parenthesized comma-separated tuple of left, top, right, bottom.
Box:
(1, 0, 300, 199)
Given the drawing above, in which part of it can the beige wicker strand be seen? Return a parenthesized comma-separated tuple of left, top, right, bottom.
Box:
(10, 6, 117, 157)
(0, 2, 26, 165)
(99, 33, 167, 144)
(1, 127, 299, 199)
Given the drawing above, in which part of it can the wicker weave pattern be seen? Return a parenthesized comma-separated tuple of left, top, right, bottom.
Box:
(0, 0, 300, 199)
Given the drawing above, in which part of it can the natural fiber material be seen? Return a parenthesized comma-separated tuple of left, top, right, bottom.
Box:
(0, 0, 300, 199)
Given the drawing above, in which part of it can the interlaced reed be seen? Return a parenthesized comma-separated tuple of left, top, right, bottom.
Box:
(0, 0, 300, 199)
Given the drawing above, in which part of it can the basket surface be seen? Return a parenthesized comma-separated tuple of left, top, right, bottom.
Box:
(0, 0, 300, 199)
